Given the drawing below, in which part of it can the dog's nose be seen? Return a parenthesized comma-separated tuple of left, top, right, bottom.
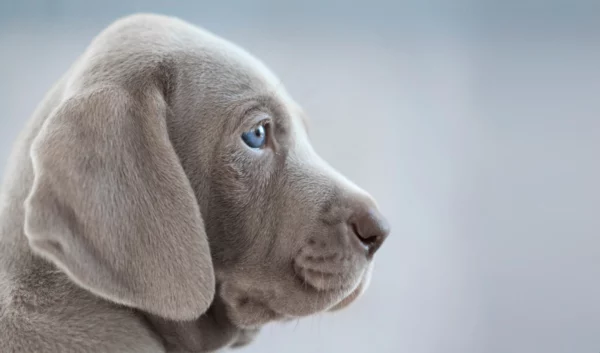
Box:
(349, 206, 390, 256)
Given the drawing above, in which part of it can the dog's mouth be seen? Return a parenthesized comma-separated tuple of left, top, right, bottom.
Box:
(292, 254, 373, 312)
(217, 245, 373, 330)
(292, 243, 369, 291)
(218, 262, 371, 329)
(328, 264, 372, 311)
(293, 260, 358, 292)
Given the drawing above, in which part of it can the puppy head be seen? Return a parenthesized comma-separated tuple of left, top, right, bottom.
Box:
(204, 89, 389, 328)
(23, 14, 389, 328)
(157, 18, 391, 328)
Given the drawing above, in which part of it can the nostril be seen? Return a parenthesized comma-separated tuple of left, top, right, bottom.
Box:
(351, 222, 375, 245)
(351, 222, 382, 255)
(349, 208, 390, 256)
(362, 235, 381, 247)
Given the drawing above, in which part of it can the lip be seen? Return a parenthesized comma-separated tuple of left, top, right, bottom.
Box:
(293, 261, 344, 292)
(328, 262, 373, 312)
(328, 279, 364, 311)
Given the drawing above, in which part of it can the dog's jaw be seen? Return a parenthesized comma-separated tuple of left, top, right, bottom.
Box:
(144, 294, 262, 352)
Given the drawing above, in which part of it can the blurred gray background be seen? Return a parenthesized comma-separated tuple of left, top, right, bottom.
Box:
(1, 1, 599, 352)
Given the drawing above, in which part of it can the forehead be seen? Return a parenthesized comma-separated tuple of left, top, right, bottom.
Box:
(199, 31, 282, 93)
(208, 55, 308, 126)
(228, 91, 309, 138)
(175, 25, 310, 131)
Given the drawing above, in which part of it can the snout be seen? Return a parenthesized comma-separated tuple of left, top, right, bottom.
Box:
(303, 152, 390, 258)
(293, 194, 389, 293)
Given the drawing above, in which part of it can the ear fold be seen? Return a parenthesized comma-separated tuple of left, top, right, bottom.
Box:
(24, 87, 214, 321)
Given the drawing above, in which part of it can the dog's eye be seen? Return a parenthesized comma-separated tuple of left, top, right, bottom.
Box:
(241, 123, 267, 149)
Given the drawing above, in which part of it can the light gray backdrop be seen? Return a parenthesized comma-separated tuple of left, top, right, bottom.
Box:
(1, 1, 599, 352)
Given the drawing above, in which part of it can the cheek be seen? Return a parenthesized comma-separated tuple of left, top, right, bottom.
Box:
(220, 145, 277, 193)
(207, 147, 281, 261)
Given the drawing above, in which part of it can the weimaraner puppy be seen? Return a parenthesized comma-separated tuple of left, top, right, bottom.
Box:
(0, 14, 390, 353)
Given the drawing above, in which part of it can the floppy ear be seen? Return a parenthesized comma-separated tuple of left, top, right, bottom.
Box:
(24, 86, 214, 321)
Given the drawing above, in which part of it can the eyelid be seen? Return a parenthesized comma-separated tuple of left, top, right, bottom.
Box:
(245, 113, 271, 131)
(257, 118, 271, 128)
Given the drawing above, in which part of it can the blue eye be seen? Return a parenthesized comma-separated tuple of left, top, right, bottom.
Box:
(241, 124, 267, 149)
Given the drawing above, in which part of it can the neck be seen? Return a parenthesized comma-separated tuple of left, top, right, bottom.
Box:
(144, 294, 259, 352)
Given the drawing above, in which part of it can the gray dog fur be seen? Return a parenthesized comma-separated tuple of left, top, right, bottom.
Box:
(0, 14, 389, 352)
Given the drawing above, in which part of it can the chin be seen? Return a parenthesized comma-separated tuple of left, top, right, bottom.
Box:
(329, 262, 373, 312)
(219, 262, 374, 329)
